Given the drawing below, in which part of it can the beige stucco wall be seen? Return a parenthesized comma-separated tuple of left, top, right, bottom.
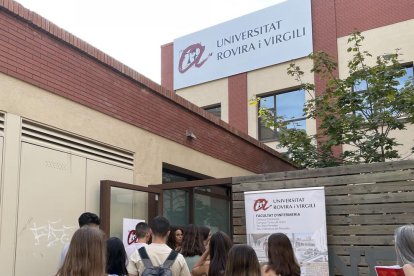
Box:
(175, 78, 229, 122)
(0, 72, 254, 275)
(247, 57, 317, 150)
(0, 72, 251, 184)
(337, 19, 414, 159)
(337, 19, 414, 78)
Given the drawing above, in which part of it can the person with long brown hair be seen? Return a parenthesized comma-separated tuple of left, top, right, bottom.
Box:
(262, 233, 301, 276)
(56, 226, 106, 276)
(192, 231, 233, 276)
(180, 224, 205, 270)
(224, 244, 261, 276)
(199, 226, 211, 248)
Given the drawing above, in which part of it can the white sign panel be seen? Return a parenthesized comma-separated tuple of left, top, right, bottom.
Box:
(244, 187, 328, 276)
(122, 218, 145, 249)
(173, 0, 313, 90)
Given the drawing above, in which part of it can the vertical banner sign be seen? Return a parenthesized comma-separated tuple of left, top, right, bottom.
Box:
(244, 187, 328, 276)
(173, 0, 313, 89)
(122, 218, 145, 249)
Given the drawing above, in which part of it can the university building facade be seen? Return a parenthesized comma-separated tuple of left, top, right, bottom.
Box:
(0, 0, 295, 275)
(161, 0, 414, 159)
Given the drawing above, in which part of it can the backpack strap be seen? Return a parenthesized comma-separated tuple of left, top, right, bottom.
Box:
(161, 250, 178, 269)
(138, 246, 154, 269)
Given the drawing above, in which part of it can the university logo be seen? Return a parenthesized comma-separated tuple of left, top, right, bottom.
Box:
(253, 198, 271, 211)
(127, 229, 137, 245)
(178, 43, 212, 74)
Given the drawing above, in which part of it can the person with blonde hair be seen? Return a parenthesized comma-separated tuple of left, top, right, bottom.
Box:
(224, 244, 261, 276)
(395, 225, 414, 275)
(56, 226, 106, 276)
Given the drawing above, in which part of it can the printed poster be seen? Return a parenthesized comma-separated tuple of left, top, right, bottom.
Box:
(122, 218, 145, 249)
(244, 187, 328, 276)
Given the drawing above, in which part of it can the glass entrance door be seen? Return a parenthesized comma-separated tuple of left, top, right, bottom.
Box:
(159, 179, 232, 235)
(99, 180, 162, 238)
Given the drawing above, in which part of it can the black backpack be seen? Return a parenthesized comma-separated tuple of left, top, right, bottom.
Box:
(138, 246, 178, 276)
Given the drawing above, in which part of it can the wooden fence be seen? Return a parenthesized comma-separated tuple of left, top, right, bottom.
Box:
(232, 160, 414, 275)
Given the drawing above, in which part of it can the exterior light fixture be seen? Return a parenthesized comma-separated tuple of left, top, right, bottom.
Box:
(185, 130, 197, 140)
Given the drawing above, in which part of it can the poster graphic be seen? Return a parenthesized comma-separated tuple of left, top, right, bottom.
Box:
(244, 187, 328, 276)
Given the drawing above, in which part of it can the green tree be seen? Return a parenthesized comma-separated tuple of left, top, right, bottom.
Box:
(252, 32, 414, 168)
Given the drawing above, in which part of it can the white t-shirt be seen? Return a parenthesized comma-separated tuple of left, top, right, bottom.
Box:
(127, 243, 190, 276)
(125, 242, 148, 259)
(58, 243, 70, 268)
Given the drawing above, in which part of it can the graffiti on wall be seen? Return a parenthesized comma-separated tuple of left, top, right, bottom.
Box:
(30, 220, 76, 247)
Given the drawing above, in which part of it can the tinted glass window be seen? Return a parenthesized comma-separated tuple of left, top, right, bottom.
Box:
(258, 89, 306, 141)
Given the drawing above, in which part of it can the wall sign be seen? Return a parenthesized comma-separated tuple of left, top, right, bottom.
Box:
(173, 0, 313, 89)
(244, 187, 328, 276)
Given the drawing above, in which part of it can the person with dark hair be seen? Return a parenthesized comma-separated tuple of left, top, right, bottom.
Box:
(224, 244, 261, 276)
(127, 216, 190, 276)
(181, 224, 205, 270)
(55, 226, 106, 276)
(167, 226, 184, 252)
(125, 222, 151, 258)
(199, 226, 211, 248)
(262, 233, 301, 276)
(59, 212, 101, 268)
(78, 212, 101, 227)
(106, 237, 128, 276)
(192, 231, 233, 276)
(395, 225, 414, 275)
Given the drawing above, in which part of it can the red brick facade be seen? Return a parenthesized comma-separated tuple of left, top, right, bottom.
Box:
(161, 43, 174, 92)
(335, 0, 414, 38)
(0, 0, 296, 173)
(228, 73, 248, 133)
(311, 0, 342, 156)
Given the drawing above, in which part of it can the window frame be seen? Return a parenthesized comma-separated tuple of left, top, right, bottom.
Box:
(258, 88, 306, 142)
(203, 103, 222, 119)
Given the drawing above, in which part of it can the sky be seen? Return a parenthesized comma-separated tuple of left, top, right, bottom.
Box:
(14, 0, 284, 84)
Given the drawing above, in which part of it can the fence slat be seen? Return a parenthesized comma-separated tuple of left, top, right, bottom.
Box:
(233, 170, 414, 192)
(326, 202, 414, 215)
(233, 160, 414, 184)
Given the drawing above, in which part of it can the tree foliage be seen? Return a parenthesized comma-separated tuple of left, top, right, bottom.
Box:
(252, 32, 414, 168)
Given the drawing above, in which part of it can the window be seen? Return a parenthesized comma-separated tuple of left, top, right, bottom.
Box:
(204, 104, 221, 118)
(161, 166, 231, 233)
(162, 168, 200, 226)
(162, 168, 199, 183)
(353, 66, 413, 117)
(396, 66, 413, 90)
(354, 66, 413, 92)
(258, 89, 306, 141)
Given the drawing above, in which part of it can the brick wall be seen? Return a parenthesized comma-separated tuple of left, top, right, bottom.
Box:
(228, 73, 248, 133)
(312, 0, 343, 157)
(161, 43, 174, 91)
(335, 0, 414, 38)
(0, 0, 295, 174)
